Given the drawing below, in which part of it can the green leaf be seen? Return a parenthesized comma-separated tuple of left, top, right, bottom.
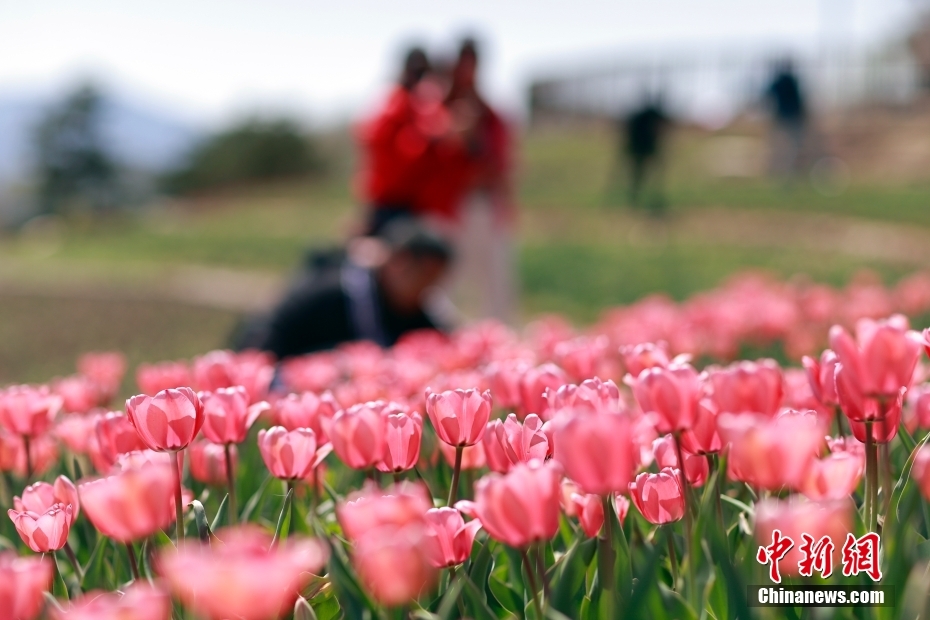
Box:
(270, 487, 293, 548)
(190, 500, 214, 543)
(310, 589, 342, 620)
(550, 537, 597, 615)
(658, 583, 698, 620)
(241, 474, 273, 523)
(467, 537, 494, 591)
(719, 494, 754, 516)
(326, 541, 375, 620)
(294, 596, 318, 620)
(435, 572, 466, 619)
(78, 534, 107, 588)
(457, 572, 498, 620)
(488, 575, 522, 614)
(211, 493, 229, 532)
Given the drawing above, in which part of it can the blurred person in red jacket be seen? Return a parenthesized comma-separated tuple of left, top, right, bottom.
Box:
(433, 38, 518, 324)
(355, 47, 474, 235)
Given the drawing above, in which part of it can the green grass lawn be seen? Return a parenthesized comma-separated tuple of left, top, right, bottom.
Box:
(2, 125, 929, 384)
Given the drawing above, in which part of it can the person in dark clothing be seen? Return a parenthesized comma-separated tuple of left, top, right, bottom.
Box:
(620, 97, 669, 212)
(256, 218, 453, 359)
(765, 59, 807, 177)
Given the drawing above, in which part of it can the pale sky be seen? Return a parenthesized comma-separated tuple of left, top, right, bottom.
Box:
(0, 0, 919, 126)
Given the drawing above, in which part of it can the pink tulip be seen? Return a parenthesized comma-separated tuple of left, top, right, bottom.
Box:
(844, 393, 902, 444)
(257, 426, 330, 480)
(272, 391, 340, 438)
(546, 377, 624, 416)
(353, 524, 436, 607)
(95, 412, 147, 468)
(830, 315, 921, 398)
(754, 497, 852, 578)
(631, 363, 700, 433)
(199, 386, 268, 445)
(615, 495, 631, 525)
(800, 452, 863, 500)
(718, 410, 825, 490)
(125, 388, 204, 452)
(629, 468, 685, 525)
(620, 341, 672, 379)
(653, 435, 708, 487)
(189, 440, 235, 487)
(159, 526, 328, 620)
(425, 388, 492, 447)
(0, 432, 58, 478)
(553, 335, 612, 381)
(519, 364, 569, 420)
(377, 411, 422, 473)
(0, 385, 62, 437)
(136, 361, 192, 395)
(566, 492, 605, 537)
(114, 449, 178, 473)
(50, 583, 171, 620)
(802, 350, 840, 407)
(482, 421, 512, 474)
(552, 410, 637, 495)
(279, 353, 341, 393)
(337, 482, 432, 542)
(679, 398, 721, 454)
(457, 460, 561, 548)
(55, 413, 99, 455)
(328, 402, 388, 468)
(438, 440, 486, 469)
(912, 445, 930, 501)
(485, 360, 527, 411)
(0, 552, 53, 620)
(77, 351, 126, 401)
(193, 350, 274, 403)
(54, 375, 101, 414)
(8, 503, 72, 552)
(79, 463, 178, 542)
(424, 507, 482, 568)
(827, 435, 865, 458)
(14, 476, 79, 523)
(706, 359, 784, 416)
(482, 413, 551, 474)
(906, 383, 930, 430)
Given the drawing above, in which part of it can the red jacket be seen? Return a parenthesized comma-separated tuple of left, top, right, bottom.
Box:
(355, 84, 456, 210)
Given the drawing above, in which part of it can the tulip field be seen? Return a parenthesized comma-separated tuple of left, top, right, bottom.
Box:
(3, 272, 930, 619)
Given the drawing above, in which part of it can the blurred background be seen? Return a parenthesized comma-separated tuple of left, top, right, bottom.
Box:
(3, 0, 930, 385)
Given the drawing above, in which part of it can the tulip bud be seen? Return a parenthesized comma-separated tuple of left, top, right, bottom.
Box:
(629, 468, 685, 525)
(125, 388, 204, 452)
(425, 388, 492, 447)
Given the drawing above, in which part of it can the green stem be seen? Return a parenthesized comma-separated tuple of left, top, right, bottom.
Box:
(23, 435, 32, 482)
(864, 422, 878, 532)
(667, 529, 679, 590)
(310, 468, 319, 520)
(522, 549, 544, 620)
(834, 406, 848, 437)
(599, 495, 617, 616)
(224, 443, 237, 525)
(673, 433, 697, 606)
(535, 541, 550, 602)
(288, 480, 296, 537)
(125, 542, 141, 581)
(62, 542, 83, 586)
(173, 450, 185, 544)
(51, 553, 69, 600)
(447, 445, 463, 506)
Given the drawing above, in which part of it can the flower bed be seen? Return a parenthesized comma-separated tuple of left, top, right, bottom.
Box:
(3, 272, 930, 619)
